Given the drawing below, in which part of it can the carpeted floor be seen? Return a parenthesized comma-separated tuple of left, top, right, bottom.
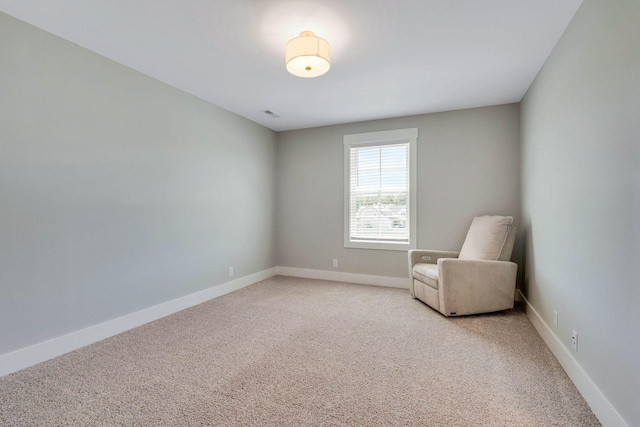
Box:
(0, 276, 600, 426)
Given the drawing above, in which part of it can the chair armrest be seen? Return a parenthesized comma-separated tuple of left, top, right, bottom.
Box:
(408, 250, 459, 298)
(409, 250, 459, 267)
(437, 259, 518, 316)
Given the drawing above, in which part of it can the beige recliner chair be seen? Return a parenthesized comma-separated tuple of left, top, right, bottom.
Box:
(408, 215, 518, 316)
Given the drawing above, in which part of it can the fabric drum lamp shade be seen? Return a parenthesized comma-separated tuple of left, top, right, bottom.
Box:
(285, 31, 331, 78)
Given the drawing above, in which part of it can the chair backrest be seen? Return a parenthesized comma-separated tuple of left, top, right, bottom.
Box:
(458, 215, 516, 261)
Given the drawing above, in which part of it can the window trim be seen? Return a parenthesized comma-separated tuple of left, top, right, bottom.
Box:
(343, 128, 417, 251)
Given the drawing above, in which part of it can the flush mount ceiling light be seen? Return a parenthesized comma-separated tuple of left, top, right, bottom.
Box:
(285, 31, 331, 78)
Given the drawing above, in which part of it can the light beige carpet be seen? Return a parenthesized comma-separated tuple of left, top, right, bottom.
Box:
(0, 276, 600, 426)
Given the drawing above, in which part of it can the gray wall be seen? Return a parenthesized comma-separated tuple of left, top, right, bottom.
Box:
(520, 0, 639, 424)
(0, 12, 277, 356)
(277, 104, 521, 278)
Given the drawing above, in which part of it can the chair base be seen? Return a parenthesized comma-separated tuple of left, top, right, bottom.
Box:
(412, 279, 515, 317)
(413, 281, 440, 312)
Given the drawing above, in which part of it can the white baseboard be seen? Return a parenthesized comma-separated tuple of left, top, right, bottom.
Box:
(518, 290, 629, 427)
(514, 289, 524, 302)
(277, 266, 409, 289)
(0, 267, 278, 378)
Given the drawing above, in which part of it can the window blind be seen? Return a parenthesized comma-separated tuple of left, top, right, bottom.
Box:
(349, 142, 410, 242)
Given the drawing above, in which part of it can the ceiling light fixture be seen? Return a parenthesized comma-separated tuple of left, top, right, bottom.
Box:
(285, 31, 331, 78)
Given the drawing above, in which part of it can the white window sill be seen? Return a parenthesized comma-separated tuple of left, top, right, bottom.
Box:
(344, 240, 414, 251)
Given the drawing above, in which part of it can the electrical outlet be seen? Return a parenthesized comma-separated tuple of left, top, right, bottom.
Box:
(333, 259, 338, 268)
(228, 266, 234, 277)
(553, 310, 558, 328)
(571, 330, 578, 351)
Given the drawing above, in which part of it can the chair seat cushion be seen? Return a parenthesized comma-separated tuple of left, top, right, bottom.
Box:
(412, 263, 439, 290)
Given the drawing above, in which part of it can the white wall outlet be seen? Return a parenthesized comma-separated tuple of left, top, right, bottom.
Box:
(571, 330, 578, 351)
(333, 259, 338, 268)
(553, 310, 558, 328)
(228, 266, 234, 277)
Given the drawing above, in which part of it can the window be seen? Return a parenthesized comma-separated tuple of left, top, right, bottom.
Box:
(344, 128, 417, 251)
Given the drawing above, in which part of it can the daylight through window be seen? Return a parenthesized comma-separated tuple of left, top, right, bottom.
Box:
(344, 128, 417, 251)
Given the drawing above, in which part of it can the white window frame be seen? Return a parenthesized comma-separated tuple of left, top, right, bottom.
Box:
(343, 128, 417, 251)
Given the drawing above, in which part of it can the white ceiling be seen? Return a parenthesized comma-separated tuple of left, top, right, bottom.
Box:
(0, 0, 582, 132)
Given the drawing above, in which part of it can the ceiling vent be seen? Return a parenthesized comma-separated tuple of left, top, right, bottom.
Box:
(263, 110, 280, 118)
